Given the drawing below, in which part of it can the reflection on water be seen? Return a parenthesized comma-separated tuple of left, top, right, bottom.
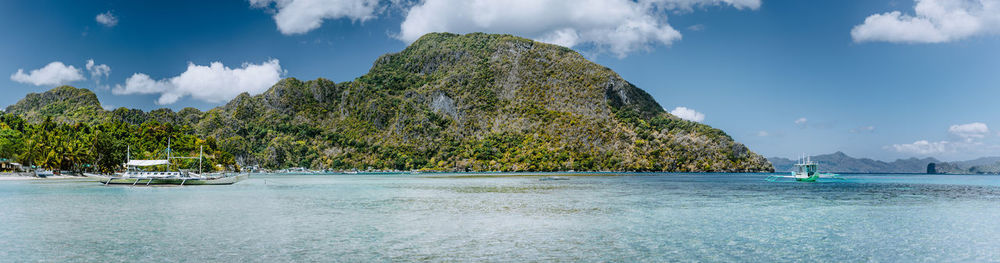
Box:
(2, 173, 1000, 262)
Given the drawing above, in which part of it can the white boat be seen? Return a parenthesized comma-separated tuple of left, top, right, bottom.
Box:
(34, 170, 54, 178)
(766, 155, 840, 182)
(88, 142, 246, 186)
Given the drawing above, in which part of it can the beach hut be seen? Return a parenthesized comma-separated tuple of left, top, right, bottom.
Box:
(0, 158, 24, 172)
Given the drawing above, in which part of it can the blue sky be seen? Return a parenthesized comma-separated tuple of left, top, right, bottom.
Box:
(2, 0, 999, 161)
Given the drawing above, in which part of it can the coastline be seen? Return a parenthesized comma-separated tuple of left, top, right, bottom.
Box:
(0, 173, 83, 180)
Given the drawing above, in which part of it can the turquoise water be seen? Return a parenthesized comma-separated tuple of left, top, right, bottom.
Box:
(2, 173, 1000, 262)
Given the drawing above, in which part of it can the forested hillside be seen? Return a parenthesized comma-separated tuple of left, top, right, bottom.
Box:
(4, 33, 772, 172)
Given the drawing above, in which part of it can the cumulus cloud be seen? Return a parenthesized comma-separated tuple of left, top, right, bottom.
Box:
(250, 0, 380, 35)
(247, 0, 760, 57)
(794, 117, 808, 125)
(96, 11, 118, 27)
(949, 122, 990, 140)
(851, 0, 1000, 43)
(113, 59, 284, 105)
(398, 0, 759, 57)
(86, 59, 111, 83)
(669, 106, 705, 122)
(889, 140, 952, 155)
(10, 62, 85, 86)
(887, 122, 995, 156)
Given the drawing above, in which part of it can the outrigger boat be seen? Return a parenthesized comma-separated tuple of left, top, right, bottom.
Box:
(765, 155, 841, 182)
(86, 142, 247, 186)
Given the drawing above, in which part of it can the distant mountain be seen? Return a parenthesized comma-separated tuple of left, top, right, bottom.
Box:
(4, 32, 773, 172)
(949, 156, 1000, 168)
(769, 152, 938, 173)
(931, 157, 1000, 174)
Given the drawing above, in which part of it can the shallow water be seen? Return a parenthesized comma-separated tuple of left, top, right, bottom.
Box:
(2, 173, 1000, 262)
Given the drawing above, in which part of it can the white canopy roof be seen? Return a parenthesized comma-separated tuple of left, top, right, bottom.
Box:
(127, 160, 169, 166)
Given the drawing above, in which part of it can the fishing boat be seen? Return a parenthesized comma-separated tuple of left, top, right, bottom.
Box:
(765, 155, 840, 182)
(34, 169, 54, 178)
(86, 142, 247, 186)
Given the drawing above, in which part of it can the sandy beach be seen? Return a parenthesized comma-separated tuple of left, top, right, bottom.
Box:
(0, 173, 83, 180)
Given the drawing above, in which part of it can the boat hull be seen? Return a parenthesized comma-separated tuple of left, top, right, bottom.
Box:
(795, 174, 819, 182)
(86, 174, 248, 185)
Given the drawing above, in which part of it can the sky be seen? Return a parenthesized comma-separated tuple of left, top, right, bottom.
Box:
(2, 0, 1000, 162)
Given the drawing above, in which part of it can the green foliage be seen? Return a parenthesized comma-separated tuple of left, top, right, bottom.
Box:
(0, 114, 234, 173)
(0, 124, 24, 160)
(4, 86, 106, 124)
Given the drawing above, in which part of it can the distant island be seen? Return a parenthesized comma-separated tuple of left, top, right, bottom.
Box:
(0, 33, 773, 173)
(930, 157, 1000, 174)
(769, 151, 1000, 174)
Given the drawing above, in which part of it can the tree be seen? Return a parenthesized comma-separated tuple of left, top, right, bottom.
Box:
(0, 125, 23, 160)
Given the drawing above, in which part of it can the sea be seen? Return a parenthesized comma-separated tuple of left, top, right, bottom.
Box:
(1, 173, 999, 262)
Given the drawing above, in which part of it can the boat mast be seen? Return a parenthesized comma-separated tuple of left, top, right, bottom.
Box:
(167, 138, 171, 172)
(199, 145, 203, 175)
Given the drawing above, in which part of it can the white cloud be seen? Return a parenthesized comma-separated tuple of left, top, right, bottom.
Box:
(887, 122, 996, 156)
(250, 0, 380, 35)
(113, 59, 284, 105)
(10, 62, 85, 86)
(96, 11, 118, 27)
(397, 0, 759, 57)
(86, 59, 111, 84)
(687, 24, 706, 31)
(116, 73, 171, 95)
(756, 130, 769, 137)
(647, 0, 761, 11)
(851, 125, 876, 133)
(889, 140, 952, 155)
(851, 0, 1000, 43)
(794, 117, 808, 125)
(247, 0, 760, 57)
(949, 122, 990, 139)
(669, 106, 705, 122)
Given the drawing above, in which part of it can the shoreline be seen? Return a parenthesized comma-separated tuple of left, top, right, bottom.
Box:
(0, 173, 85, 181)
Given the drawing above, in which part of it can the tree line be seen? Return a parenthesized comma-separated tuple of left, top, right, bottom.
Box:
(0, 114, 237, 173)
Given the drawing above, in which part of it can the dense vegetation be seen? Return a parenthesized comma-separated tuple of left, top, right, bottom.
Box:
(4, 33, 772, 172)
(0, 113, 236, 173)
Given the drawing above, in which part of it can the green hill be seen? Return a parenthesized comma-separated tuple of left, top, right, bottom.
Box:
(4, 86, 105, 124)
(4, 33, 772, 172)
